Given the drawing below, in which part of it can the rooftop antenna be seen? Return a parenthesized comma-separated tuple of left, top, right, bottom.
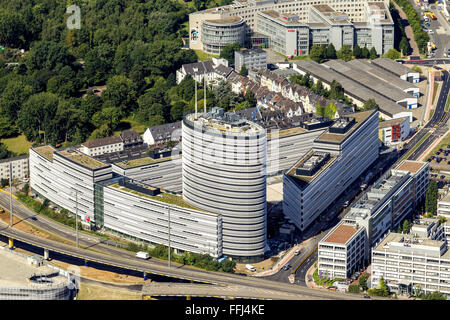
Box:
(195, 80, 198, 119)
(204, 76, 207, 114)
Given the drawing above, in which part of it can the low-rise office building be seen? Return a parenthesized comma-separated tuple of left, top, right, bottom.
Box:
(283, 109, 380, 232)
(318, 160, 429, 280)
(318, 221, 368, 279)
(0, 154, 29, 181)
(378, 117, 410, 146)
(371, 222, 450, 296)
(99, 177, 222, 257)
(30, 146, 113, 226)
(234, 48, 267, 72)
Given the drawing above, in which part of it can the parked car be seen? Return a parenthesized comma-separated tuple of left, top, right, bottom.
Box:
(364, 294, 371, 299)
(428, 29, 434, 34)
(294, 249, 301, 256)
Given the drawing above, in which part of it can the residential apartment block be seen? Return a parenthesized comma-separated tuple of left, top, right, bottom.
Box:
(0, 154, 29, 181)
(176, 57, 233, 85)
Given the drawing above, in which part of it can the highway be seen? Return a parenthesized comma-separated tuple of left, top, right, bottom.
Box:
(0, 221, 369, 300)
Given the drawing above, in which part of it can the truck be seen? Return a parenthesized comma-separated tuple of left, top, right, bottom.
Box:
(246, 264, 256, 272)
(135, 251, 150, 260)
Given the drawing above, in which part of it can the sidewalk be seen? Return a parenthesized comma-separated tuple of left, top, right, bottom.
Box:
(254, 238, 313, 277)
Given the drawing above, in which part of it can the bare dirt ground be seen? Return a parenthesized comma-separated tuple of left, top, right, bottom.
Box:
(235, 256, 278, 275)
(393, 1, 420, 56)
(77, 282, 143, 300)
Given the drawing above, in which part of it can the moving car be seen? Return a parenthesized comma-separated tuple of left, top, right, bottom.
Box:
(294, 249, 301, 256)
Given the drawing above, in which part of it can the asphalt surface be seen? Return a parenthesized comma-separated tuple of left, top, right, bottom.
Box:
(0, 222, 369, 300)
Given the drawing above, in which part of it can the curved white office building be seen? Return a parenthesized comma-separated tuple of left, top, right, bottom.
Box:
(182, 107, 267, 262)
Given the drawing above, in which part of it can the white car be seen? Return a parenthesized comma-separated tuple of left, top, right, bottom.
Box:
(428, 29, 434, 34)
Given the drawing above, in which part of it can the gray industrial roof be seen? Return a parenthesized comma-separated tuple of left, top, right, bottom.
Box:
(293, 60, 406, 118)
(323, 60, 412, 102)
(347, 59, 418, 92)
(371, 58, 417, 77)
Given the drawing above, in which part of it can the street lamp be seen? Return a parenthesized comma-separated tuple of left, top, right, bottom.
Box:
(71, 190, 79, 248)
(168, 206, 171, 268)
(8, 163, 13, 227)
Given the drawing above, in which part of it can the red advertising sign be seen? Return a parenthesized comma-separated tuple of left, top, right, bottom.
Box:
(287, 29, 295, 32)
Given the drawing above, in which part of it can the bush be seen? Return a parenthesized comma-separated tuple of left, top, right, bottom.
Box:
(0, 178, 9, 188)
(348, 285, 360, 293)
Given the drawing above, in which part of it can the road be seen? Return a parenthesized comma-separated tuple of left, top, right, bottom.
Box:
(0, 221, 371, 300)
(264, 61, 450, 286)
(410, 1, 450, 58)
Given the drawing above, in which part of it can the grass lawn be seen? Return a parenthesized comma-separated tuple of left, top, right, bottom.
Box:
(445, 92, 450, 112)
(289, 55, 310, 61)
(114, 118, 148, 135)
(312, 268, 345, 287)
(194, 49, 219, 61)
(1, 133, 33, 155)
(432, 82, 439, 105)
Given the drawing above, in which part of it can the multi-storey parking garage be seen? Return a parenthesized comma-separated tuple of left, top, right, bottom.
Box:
(182, 107, 267, 262)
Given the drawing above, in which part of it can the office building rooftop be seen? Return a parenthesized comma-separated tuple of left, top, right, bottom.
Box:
(322, 222, 359, 244)
(184, 107, 265, 136)
(57, 149, 109, 170)
(33, 145, 56, 162)
(314, 110, 376, 144)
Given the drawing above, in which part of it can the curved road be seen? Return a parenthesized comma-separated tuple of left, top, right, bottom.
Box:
(0, 221, 369, 300)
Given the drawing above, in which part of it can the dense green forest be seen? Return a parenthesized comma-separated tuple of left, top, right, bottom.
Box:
(0, 0, 237, 150)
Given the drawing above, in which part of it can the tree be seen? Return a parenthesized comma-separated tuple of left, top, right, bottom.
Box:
(399, 37, 410, 56)
(0, 115, 18, 139)
(240, 64, 248, 76)
(326, 43, 337, 59)
(353, 44, 362, 59)
(359, 273, 369, 291)
(361, 46, 370, 59)
(177, 75, 195, 101)
(369, 47, 378, 60)
(0, 10, 26, 48)
(220, 42, 241, 66)
(0, 143, 12, 160)
(329, 80, 345, 100)
(170, 101, 186, 121)
(26, 41, 75, 71)
(1, 178, 9, 188)
(402, 219, 411, 233)
(102, 75, 137, 116)
(425, 180, 438, 215)
(412, 65, 422, 74)
(363, 98, 378, 111)
(383, 48, 402, 60)
(337, 45, 353, 62)
(244, 90, 257, 108)
(348, 285, 360, 293)
(309, 44, 326, 63)
(17, 92, 60, 143)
